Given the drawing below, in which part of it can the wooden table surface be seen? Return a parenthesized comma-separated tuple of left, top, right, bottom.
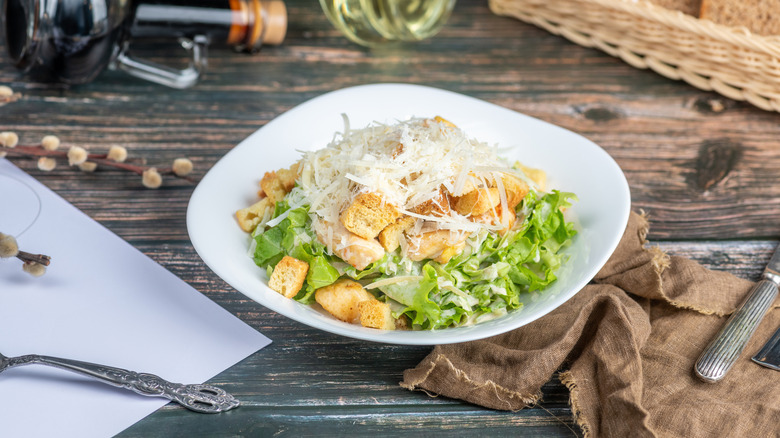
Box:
(2, 0, 779, 436)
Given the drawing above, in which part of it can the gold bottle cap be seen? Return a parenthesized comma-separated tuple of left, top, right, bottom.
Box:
(262, 0, 287, 46)
(243, 0, 287, 52)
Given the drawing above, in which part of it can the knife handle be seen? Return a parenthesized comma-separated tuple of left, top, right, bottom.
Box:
(695, 279, 779, 383)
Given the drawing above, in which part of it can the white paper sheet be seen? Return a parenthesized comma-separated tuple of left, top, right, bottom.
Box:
(0, 159, 271, 437)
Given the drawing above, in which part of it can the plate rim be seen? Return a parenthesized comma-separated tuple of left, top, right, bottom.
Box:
(187, 83, 631, 345)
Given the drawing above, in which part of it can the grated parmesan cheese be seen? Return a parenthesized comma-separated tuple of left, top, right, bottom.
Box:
(293, 116, 535, 261)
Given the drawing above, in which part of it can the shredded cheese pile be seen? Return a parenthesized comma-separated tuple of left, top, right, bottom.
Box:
(294, 116, 529, 232)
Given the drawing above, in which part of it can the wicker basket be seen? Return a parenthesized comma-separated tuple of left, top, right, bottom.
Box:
(489, 0, 780, 112)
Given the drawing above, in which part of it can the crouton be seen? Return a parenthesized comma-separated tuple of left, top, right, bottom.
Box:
(277, 162, 300, 192)
(260, 162, 301, 203)
(235, 197, 273, 233)
(358, 300, 396, 330)
(377, 216, 416, 252)
(406, 230, 468, 262)
(472, 205, 517, 236)
(315, 220, 385, 270)
(315, 279, 376, 323)
(394, 314, 410, 330)
(260, 171, 286, 203)
(424, 116, 457, 129)
(434, 116, 456, 128)
(339, 192, 401, 239)
(446, 173, 482, 197)
(412, 187, 451, 217)
(450, 171, 530, 209)
(268, 256, 309, 298)
(391, 142, 404, 159)
(498, 174, 530, 209)
(514, 162, 547, 191)
(453, 187, 501, 216)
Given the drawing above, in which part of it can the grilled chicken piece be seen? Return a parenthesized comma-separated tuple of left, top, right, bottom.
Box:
(315, 220, 385, 270)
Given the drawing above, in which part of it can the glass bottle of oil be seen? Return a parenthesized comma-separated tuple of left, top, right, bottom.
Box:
(320, 0, 456, 47)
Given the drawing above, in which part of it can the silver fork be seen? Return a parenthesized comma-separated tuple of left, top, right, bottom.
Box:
(0, 350, 240, 413)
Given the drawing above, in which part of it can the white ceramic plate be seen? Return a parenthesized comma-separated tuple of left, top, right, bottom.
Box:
(187, 84, 630, 345)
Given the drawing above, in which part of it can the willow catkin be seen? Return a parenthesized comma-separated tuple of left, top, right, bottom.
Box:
(107, 145, 128, 162)
(172, 158, 194, 176)
(0, 233, 19, 258)
(38, 157, 57, 171)
(22, 261, 46, 277)
(41, 135, 60, 151)
(142, 168, 162, 189)
(67, 146, 88, 165)
(0, 131, 18, 147)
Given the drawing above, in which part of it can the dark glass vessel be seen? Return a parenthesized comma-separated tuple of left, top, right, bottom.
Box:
(2, 0, 286, 86)
(4, 0, 129, 84)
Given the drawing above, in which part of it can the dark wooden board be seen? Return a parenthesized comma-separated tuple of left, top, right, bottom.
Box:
(2, 0, 779, 436)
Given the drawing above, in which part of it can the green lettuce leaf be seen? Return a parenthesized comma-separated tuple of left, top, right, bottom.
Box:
(379, 264, 444, 329)
(254, 203, 340, 302)
(252, 188, 578, 330)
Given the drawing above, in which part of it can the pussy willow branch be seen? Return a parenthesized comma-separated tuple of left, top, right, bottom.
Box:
(7, 145, 117, 162)
(4, 145, 195, 182)
(16, 250, 51, 266)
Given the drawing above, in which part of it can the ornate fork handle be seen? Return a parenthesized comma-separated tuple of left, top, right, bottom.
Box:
(6, 355, 239, 413)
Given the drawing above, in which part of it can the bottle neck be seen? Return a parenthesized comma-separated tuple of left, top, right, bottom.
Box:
(130, 0, 273, 52)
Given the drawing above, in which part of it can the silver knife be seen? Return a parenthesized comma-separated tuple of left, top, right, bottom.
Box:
(752, 325, 780, 371)
(694, 242, 780, 382)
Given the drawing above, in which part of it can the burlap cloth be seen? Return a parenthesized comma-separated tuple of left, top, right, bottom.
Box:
(401, 212, 780, 437)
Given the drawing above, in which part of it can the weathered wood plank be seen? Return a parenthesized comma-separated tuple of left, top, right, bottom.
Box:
(118, 404, 581, 437)
(2, 0, 779, 435)
(6, 93, 780, 242)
